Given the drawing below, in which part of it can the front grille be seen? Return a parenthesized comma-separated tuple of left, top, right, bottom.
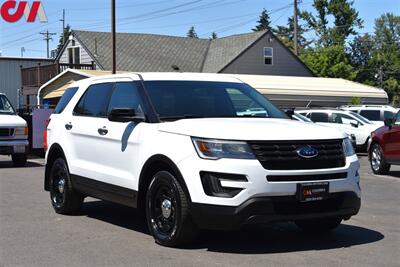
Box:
(0, 128, 14, 137)
(248, 139, 345, 170)
(267, 172, 347, 182)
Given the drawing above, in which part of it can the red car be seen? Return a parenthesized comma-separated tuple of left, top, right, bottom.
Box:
(369, 111, 400, 174)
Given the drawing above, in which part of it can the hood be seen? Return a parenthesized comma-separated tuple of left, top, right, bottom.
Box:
(0, 114, 27, 127)
(158, 118, 346, 141)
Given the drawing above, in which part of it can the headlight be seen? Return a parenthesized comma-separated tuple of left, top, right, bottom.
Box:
(192, 137, 255, 160)
(343, 137, 355, 157)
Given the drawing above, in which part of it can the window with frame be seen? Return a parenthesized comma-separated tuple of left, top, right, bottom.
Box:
(67, 47, 80, 64)
(107, 82, 144, 116)
(384, 111, 395, 120)
(394, 112, 400, 125)
(332, 113, 360, 126)
(360, 110, 380, 121)
(74, 83, 114, 117)
(264, 47, 273, 65)
(310, 112, 329, 123)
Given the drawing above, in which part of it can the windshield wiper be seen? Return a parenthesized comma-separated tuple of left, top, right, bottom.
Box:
(159, 115, 203, 121)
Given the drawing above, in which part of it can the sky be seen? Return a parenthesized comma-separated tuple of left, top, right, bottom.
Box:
(0, 0, 399, 58)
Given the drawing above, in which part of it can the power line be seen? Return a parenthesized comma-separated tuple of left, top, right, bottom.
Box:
(40, 30, 57, 58)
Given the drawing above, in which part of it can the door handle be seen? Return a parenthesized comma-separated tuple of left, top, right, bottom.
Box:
(65, 123, 73, 130)
(98, 127, 108, 136)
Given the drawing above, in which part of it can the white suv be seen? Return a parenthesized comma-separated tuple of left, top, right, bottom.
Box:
(44, 73, 361, 247)
(341, 105, 399, 126)
(296, 109, 379, 151)
(0, 93, 29, 166)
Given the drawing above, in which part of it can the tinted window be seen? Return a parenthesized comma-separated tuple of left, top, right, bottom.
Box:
(54, 87, 78, 114)
(332, 113, 360, 125)
(74, 83, 114, 117)
(144, 81, 286, 120)
(310, 112, 329, 122)
(360, 110, 381, 121)
(107, 82, 144, 116)
(384, 111, 395, 120)
(394, 112, 400, 126)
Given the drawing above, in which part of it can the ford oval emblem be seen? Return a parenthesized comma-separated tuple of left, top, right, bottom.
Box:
(297, 146, 319, 159)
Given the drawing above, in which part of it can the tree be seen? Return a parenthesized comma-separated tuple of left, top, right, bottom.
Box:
(300, 45, 357, 80)
(56, 24, 71, 55)
(252, 9, 272, 32)
(349, 97, 362, 105)
(210, 32, 218, 39)
(274, 16, 311, 52)
(349, 33, 374, 83)
(187, 26, 198, 38)
(301, 0, 363, 47)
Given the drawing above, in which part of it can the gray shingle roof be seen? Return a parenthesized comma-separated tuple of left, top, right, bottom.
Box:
(72, 30, 267, 73)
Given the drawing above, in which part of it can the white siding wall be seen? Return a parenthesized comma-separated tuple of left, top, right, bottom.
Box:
(58, 38, 97, 67)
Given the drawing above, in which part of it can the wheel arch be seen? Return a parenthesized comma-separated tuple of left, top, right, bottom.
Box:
(44, 143, 67, 191)
(137, 154, 191, 210)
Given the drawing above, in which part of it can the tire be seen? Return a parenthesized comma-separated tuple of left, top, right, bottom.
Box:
(146, 171, 198, 247)
(49, 158, 84, 214)
(12, 153, 27, 167)
(295, 217, 342, 233)
(370, 143, 391, 175)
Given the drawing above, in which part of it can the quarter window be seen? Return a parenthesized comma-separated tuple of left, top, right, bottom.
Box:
(53, 87, 78, 114)
(74, 83, 114, 117)
(360, 110, 380, 121)
(264, 47, 273, 65)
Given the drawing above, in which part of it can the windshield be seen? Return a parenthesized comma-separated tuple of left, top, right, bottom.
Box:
(144, 81, 287, 121)
(349, 111, 372, 124)
(0, 95, 16, 115)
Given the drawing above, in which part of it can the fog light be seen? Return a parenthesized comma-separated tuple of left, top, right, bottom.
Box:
(200, 172, 247, 198)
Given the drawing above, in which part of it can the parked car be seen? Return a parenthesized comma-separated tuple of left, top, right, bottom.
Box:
(341, 105, 399, 126)
(44, 73, 361, 247)
(296, 108, 379, 151)
(369, 111, 400, 174)
(0, 93, 29, 166)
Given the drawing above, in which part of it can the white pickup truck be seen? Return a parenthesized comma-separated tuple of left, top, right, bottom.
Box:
(0, 93, 28, 166)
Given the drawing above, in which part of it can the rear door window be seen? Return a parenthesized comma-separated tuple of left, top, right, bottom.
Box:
(360, 110, 381, 121)
(310, 112, 329, 123)
(53, 87, 78, 114)
(74, 83, 114, 117)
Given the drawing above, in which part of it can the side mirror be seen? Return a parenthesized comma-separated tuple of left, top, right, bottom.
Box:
(384, 118, 393, 128)
(108, 108, 145, 123)
(350, 121, 359, 128)
(284, 109, 295, 119)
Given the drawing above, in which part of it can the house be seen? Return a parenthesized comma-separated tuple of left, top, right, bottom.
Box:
(55, 30, 315, 77)
(0, 56, 53, 109)
(37, 69, 388, 108)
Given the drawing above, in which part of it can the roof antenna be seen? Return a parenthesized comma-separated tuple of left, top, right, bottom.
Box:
(306, 100, 312, 108)
(171, 65, 180, 72)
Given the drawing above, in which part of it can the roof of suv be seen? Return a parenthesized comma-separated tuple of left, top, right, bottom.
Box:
(75, 72, 244, 85)
(341, 105, 398, 111)
(296, 109, 351, 114)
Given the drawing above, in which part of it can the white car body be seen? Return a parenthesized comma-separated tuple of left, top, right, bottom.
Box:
(296, 109, 380, 149)
(0, 93, 29, 164)
(44, 73, 361, 243)
(341, 105, 399, 127)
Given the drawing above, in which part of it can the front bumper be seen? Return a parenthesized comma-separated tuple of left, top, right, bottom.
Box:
(191, 192, 361, 230)
(0, 140, 29, 155)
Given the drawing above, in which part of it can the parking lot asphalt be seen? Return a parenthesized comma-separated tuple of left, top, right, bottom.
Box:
(0, 155, 399, 267)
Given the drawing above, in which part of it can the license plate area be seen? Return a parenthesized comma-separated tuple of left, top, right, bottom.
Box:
(297, 182, 329, 202)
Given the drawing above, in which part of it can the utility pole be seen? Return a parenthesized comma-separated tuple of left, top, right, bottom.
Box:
(21, 47, 25, 57)
(293, 0, 298, 56)
(40, 30, 57, 58)
(111, 0, 116, 74)
(60, 9, 66, 44)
